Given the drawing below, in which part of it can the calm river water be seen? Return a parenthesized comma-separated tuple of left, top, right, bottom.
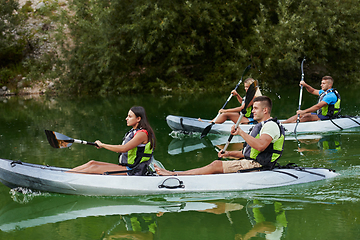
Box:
(0, 83, 359, 239)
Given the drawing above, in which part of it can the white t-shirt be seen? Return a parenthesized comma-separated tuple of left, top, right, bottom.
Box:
(259, 120, 280, 143)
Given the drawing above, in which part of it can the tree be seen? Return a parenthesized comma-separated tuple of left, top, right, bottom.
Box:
(246, 0, 360, 82)
(58, 0, 360, 94)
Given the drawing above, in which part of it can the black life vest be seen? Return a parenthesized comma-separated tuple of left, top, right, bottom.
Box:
(242, 118, 285, 167)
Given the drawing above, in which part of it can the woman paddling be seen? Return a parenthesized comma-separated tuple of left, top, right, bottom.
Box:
(207, 78, 262, 124)
(69, 106, 156, 175)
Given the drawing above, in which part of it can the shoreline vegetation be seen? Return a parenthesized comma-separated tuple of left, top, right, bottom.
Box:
(1, 0, 64, 97)
(1, 0, 360, 97)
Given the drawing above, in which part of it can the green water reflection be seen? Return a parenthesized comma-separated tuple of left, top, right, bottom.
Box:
(0, 86, 359, 239)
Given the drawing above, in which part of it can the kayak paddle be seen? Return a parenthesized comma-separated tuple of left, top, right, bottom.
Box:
(294, 57, 306, 134)
(200, 64, 251, 139)
(45, 130, 98, 148)
(219, 80, 258, 157)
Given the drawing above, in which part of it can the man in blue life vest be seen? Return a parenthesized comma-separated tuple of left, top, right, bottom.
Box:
(282, 76, 341, 123)
(155, 96, 285, 175)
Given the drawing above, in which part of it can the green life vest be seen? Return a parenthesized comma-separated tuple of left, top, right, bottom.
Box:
(242, 118, 285, 167)
(119, 128, 153, 172)
(244, 105, 253, 118)
(242, 96, 254, 118)
(316, 88, 341, 118)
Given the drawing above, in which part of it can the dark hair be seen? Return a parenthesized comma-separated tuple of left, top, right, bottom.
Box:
(130, 106, 156, 149)
(322, 76, 334, 83)
(253, 96, 272, 113)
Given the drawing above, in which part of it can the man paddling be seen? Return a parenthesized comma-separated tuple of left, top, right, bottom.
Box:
(282, 76, 341, 123)
(155, 96, 285, 175)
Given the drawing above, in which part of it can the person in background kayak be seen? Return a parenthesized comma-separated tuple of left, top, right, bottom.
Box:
(155, 96, 285, 175)
(282, 76, 341, 123)
(69, 106, 156, 176)
(200, 78, 262, 124)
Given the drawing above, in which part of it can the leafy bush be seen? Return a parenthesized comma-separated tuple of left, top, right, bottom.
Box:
(247, 0, 360, 82)
(58, 0, 259, 94)
(57, 0, 360, 95)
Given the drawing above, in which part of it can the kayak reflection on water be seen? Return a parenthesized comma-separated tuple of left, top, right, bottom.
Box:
(101, 202, 244, 240)
(235, 200, 287, 240)
(101, 200, 288, 240)
(297, 134, 342, 155)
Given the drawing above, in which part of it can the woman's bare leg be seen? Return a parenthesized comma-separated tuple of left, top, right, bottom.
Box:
(154, 160, 224, 176)
(68, 160, 127, 175)
(299, 113, 320, 122)
(282, 113, 320, 123)
(239, 117, 251, 124)
(281, 114, 298, 123)
(215, 113, 240, 124)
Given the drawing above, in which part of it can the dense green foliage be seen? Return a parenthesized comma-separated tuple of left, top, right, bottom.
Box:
(2, 0, 360, 94)
(59, 0, 254, 94)
(58, 0, 360, 94)
(249, 0, 360, 84)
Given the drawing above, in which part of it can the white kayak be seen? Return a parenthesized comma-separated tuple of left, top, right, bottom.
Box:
(0, 158, 338, 196)
(166, 115, 360, 135)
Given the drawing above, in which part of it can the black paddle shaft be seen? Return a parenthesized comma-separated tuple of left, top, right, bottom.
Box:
(219, 65, 251, 111)
(219, 81, 258, 157)
(200, 65, 251, 138)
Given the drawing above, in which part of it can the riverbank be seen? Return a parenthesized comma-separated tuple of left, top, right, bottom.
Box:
(0, 80, 55, 97)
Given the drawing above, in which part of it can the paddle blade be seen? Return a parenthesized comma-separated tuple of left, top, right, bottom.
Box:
(242, 65, 251, 78)
(200, 123, 214, 139)
(241, 80, 258, 114)
(45, 130, 73, 148)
